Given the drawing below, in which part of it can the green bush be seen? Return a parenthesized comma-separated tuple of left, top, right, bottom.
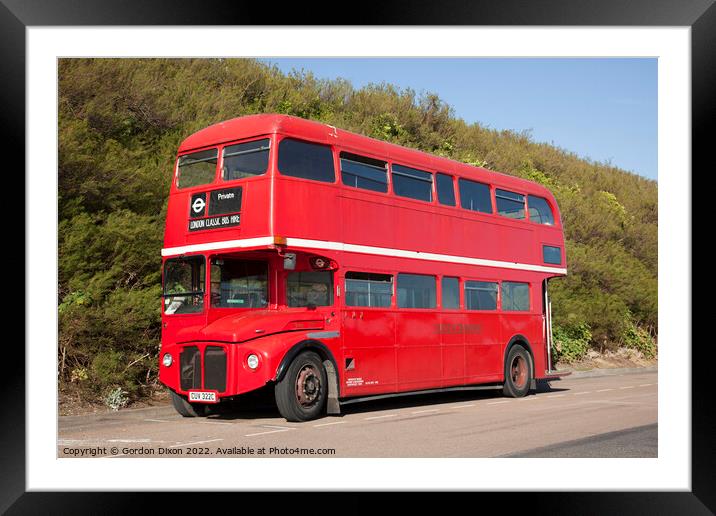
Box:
(552, 323, 592, 363)
(91, 350, 125, 385)
(621, 319, 657, 359)
(104, 386, 129, 411)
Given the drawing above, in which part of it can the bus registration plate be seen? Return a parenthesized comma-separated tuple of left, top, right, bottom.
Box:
(188, 391, 218, 403)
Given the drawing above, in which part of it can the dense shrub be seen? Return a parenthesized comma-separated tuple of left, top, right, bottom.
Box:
(620, 318, 657, 358)
(552, 323, 592, 363)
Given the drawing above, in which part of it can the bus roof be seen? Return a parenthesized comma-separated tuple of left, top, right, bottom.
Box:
(178, 113, 554, 198)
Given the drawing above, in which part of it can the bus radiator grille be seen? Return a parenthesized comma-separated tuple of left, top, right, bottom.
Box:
(179, 346, 202, 391)
(204, 346, 227, 392)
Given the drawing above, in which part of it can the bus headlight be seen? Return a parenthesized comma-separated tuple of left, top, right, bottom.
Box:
(162, 353, 173, 367)
(247, 354, 260, 370)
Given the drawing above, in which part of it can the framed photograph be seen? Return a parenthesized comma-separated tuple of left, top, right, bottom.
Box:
(7, 0, 709, 511)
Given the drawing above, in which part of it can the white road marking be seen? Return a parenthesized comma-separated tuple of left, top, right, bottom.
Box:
(58, 439, 93, 445)
(313, 421, 347, 428)
(169, 438, 223, 448)
(619, 386, 635, 390)
(487, 401, 511, 405)
(202, 421, 234, 426)
(411, 408, 440, 414)
(364, 414, 397, 420)
(245, 428, 295, 437)
(596, 389, 614, 393)
(639, 384, 653, 387)
(59, 439, 172, 447)
(451, 404, 475, 409)
(545, 394, 565, 398)
(573, 391, 591, 395)
(145, 419, 173, 423)
(585, 400, 646, 406)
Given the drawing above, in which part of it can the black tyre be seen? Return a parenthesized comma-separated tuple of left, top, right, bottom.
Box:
(274, 351, 327, 422)
(170, 389, 210, 417)
(503, 344, 532, 398)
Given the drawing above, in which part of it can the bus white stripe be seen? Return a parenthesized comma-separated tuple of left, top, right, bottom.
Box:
(161, 236, 567, 275)
(161, 237, 274, 257)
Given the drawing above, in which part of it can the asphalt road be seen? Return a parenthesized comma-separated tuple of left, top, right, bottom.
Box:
(58, 368, 657, 458)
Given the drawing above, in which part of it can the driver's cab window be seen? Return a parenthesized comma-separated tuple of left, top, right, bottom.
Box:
(210, 259, 268, 308)
(163, 256, 205, 314)
(287, 271, 333, 307)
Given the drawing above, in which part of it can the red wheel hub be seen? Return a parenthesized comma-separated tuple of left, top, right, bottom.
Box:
(295, 365, 321, 407)
(511, 355, 527, 389)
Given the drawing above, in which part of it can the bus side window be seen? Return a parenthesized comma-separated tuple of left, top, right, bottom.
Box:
(464, 281, 498, 310)
(501, 282, 530, 311)
(436, 173, 456, 206)
(528, 195, 555, 225)
(397, 273, 436, 309)
(277, 138, 335, 183)
(458, 178, 492, 213)
(340, 153, 389, 193)
(496, 189, 526, 220)
(345, 272, 393, 307)
(392, 164, 433, 202)
(287, 271, 334, 307)
(441, 277, 460, 308)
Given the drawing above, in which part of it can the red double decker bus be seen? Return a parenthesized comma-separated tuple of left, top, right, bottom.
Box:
(159, 114, 567, 422)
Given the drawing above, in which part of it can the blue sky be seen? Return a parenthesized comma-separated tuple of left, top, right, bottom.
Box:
(261, 58, 657, 181)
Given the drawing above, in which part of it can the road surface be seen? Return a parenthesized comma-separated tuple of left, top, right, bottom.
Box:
(58, 368, 657, 458)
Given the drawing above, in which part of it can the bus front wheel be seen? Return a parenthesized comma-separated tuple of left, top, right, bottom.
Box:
(170, 389, 210, 417)
(275, 351, 327, 422)
(503, 344, 532, 398)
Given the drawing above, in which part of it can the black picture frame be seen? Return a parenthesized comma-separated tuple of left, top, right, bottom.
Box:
(5, 0, 709, 512)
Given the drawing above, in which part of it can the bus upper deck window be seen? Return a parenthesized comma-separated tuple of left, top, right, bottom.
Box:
(436, 173, 456, 206)
(528, 195, 555, 225)
(458, 178, 492, 214)
(392, 164, 433, 202)
(496, 189, 526, 220)
(277, 138, 335, 183)
(340, 152, 388, 193)
(177, 148, 218, 189)
(222, 138, 270, 180)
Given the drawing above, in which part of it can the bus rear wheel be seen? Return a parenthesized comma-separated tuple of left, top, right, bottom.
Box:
(503, 344, 532, 398)
(170, 389, 210, 417)
(275, 351, 327, 422)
